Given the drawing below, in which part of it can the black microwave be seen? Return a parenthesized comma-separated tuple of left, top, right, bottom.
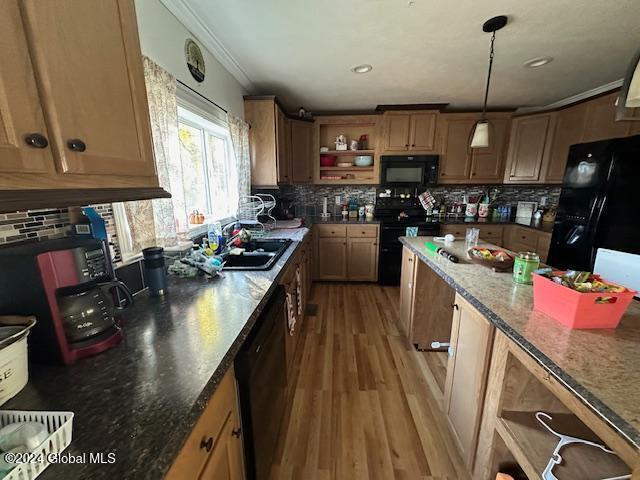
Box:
(380, 155, 439, 187)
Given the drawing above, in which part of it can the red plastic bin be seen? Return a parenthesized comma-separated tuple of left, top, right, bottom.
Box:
(532, 272, 637, 329)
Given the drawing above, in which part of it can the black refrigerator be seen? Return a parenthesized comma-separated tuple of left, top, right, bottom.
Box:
(547, 135, 640, 271)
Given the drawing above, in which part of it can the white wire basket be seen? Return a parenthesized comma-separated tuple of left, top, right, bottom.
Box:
(0, 410, 74, 480)
(237, 194, 277, 236)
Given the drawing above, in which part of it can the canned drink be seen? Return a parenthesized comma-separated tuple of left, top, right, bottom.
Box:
(513, 252, 540, 284)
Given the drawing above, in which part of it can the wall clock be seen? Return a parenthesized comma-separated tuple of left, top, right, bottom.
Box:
(185, 39, 205, 83)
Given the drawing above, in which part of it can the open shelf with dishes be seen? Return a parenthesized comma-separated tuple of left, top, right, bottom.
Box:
(314, 115, 381, 184)
(476, 332, 636, 480)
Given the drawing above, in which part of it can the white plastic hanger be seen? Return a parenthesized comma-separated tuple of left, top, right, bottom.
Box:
(535, 412, 631, 480)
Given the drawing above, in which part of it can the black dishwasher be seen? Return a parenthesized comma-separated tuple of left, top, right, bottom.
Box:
(235, 286, 287, 480)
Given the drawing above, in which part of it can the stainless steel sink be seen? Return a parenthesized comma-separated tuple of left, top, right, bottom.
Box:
(222, 239, 291, 271)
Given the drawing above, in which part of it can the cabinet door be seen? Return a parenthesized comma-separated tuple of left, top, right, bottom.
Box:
(409, 112, 437, 152)
(582, 92, 632, 142)
(383, 114, 411, 151)
(0, 1, 54, 176)
(470, 118, 509, 183)
(398, 247, 416, 338)
(21, 0, 155, 177)
(318, 237, 347, 280)
(444, 296, 494, 469)
(545, 103, 588, 183)
(439, 117, 475, 182)
(347, 237, 378, 281)
(198, 411, 244, 480)
(276, 108, 291, 184)
(504, 113, 554, 183)
(291, 120, 313, 183)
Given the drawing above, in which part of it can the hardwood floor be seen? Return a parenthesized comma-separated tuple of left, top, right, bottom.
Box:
(271, 283, 469, 480)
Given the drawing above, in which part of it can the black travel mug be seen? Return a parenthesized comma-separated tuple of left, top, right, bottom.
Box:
(143, 247, 167, 296)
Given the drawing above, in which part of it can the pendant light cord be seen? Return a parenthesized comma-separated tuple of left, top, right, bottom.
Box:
(481, 31, 496, 120)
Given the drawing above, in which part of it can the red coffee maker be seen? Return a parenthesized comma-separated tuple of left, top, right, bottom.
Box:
(0, 238, 132, 364)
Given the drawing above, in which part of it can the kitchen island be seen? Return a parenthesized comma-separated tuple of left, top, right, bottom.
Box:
(400, 236, 640, 478)
(5, 229, 310, 479)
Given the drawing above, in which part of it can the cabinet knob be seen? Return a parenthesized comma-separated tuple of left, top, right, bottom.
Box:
(67, 138, 86, 152)
(408, 258, 412, 262)
(200, 437, 214, 452)
(411, 144, 415, 147)
(231, 427, 242, 438)
(24, 133, 48, 149)
(405, 144, 409, 147)
(471, 172, 476, 176)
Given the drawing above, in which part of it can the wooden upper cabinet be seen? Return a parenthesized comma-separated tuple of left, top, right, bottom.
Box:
(290, 120, 313, 183)
(582, 92, 632, 142)
(504, 113, 555, 183)
(276, 107, 291, 184)
(20, 0, 156, 177)
(409, 112, 437, 151)
(382, 111, 438, 153)
(245, 97, 294, 186)
(470, 117, 510, 183)
(438, 115, 475, 182)
(545, 103, 588, 183)
(383, 113, 411, 151)
(0, 1, 54, 175)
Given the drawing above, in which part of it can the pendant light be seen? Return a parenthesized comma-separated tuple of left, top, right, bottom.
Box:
(470, 15, 508, 148)
(615, 46, 640, 121)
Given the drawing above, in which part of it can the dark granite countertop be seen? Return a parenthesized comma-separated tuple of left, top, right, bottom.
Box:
(400, 236, 640, 448)
(5, 233, 309, 479)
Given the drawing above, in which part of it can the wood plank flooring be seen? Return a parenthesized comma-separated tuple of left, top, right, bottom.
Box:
(271, 283, 469, 480)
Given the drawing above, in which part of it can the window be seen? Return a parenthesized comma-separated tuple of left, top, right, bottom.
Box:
(177, 105, 239, 229)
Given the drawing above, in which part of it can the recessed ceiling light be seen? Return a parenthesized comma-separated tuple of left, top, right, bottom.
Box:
(351, 64, 373, 74)
(524, 57, 554, 68)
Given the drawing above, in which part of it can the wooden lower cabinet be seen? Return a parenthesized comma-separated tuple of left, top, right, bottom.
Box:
(398, 247, 416, 338)
(444, 294, 495, 470)
(315, 224, 379, 281)
(166, 367, 244, 480)
(503, 226, 551, 262)
(474, 332, 638, 480)
(440, 224, 505, 247)
(347, 237, 378, 281)
(317, 237, 347, 280)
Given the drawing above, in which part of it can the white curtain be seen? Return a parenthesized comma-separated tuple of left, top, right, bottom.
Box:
(227, 112, 251, 198)
(116, 57, 184, 256)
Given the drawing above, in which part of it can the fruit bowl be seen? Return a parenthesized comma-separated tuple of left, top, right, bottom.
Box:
(467, 247, 515, 272)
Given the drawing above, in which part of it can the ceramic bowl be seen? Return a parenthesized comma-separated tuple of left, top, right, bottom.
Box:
(354, 155, 373, 167)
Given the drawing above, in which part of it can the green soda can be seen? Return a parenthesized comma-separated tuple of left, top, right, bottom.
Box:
(513, 252, 540, 284)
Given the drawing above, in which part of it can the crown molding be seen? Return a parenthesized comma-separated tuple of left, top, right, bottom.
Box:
(515, 79, 624, 114)
(159, 0, 255, 91)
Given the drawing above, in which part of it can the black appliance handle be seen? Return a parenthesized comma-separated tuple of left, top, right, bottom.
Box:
(99, 280, 134, 311)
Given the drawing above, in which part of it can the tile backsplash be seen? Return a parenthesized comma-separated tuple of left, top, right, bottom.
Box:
(0, 204, 122, 264)
(279, 184, 561, 216)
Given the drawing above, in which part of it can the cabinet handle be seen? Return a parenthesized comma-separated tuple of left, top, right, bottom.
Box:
(24, 133, 48, 149)
(67, 138, 86, 152)
(200, 437, 214, 452)
(471, 172, 476, 176)
(231, 427, 242, 438)
(411, 144, 415, 147)
(451, 303, 459, 310)
(405, 144, 409, 147)
(408, 258, 412, 262)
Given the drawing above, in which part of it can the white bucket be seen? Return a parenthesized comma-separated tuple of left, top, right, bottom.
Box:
(0, 335, 29, 406)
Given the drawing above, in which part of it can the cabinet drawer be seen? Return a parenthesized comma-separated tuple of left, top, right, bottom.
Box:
(478, 226, 504, 240)
(440, 225, 468, 238)
(347, 225, 378, 238)
(166, 368, 237, 479)
(510, 226, 538, 249)
(316, 224, 347, 237)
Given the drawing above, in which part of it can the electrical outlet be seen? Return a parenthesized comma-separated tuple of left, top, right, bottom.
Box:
(540, 196, 547, 206)
(335, 195, 341, 205)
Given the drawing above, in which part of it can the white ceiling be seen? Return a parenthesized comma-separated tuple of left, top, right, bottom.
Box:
(163, 0, 640, 112)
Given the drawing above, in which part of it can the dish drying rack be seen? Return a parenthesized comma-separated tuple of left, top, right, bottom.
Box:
(237, 194, 277, 237)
